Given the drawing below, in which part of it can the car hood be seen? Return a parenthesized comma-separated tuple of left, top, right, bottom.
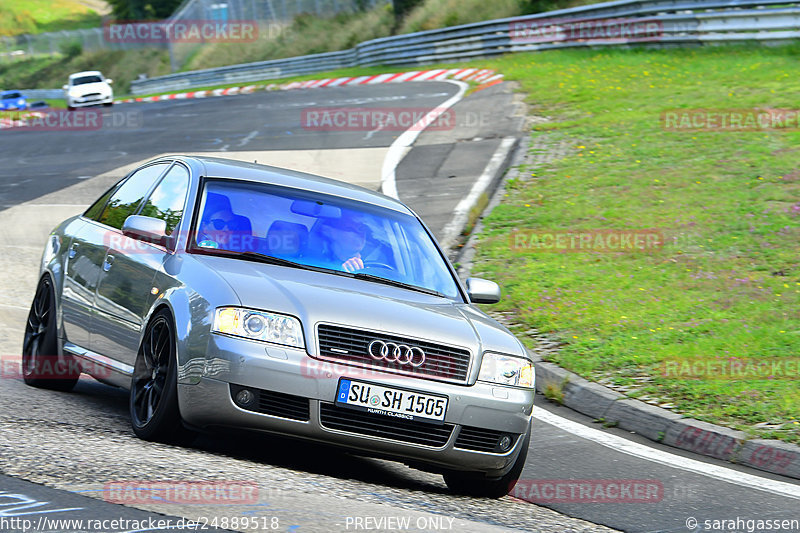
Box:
(70, 82, 111, 95)
(195, 255, 526, 360)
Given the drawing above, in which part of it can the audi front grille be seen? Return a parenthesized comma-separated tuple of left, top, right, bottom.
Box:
(319, 402, 454, 447)
(315, 323, 471, 383)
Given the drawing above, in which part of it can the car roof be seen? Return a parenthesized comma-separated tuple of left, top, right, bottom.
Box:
(165, 155, 414, 215)
(69, 71, 103, 78)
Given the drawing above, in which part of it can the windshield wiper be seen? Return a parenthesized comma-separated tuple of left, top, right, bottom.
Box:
(209, 250, 446, 297)
(352, 272, 445, 298)
(221, 251, 338, 275)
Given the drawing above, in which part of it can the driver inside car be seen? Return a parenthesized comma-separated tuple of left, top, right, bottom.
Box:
(315, 212, 369, 273)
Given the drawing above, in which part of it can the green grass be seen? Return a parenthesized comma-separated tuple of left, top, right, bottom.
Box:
(0, 0, 102, 37)
(0, 49, 171, 94)
(399, 0, 601, 34)
(471, 44, 800, 443)
(182, 8, 395, 71)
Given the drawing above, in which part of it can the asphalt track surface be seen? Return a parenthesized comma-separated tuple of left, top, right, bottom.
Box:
(0, 82, 459, 207)
(0, 83, 798, 533)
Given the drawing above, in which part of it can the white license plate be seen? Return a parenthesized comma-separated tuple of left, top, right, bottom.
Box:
(335, 379, 448, 425)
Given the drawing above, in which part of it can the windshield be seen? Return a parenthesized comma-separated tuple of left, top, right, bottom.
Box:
(72, 75, 103, 85)
(2, 92, 22, 99)
(193, 180, 461, 300)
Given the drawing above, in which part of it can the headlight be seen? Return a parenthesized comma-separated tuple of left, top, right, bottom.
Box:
(478, 352, 535, 388)
(212, 307, 304, 348)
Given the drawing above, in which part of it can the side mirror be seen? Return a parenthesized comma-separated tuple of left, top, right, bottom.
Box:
(62, 84, 68, 90)
(122, 215, 167, 246)
(106, 78, 113, 84)
(466, 277, 501, 304)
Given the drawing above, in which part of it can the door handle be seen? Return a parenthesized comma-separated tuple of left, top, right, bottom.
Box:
(68, 242, 78, 259)
(103, 255, 115, 272)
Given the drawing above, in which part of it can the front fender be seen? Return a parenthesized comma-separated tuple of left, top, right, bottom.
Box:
(143, 253, 241, 386)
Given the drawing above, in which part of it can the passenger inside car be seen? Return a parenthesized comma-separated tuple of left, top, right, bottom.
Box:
(197, 192, 253, 251)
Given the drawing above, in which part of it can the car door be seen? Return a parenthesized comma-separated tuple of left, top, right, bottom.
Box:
(62, 163, 170, 352)
(62, 222, 106, 349)
(61, 176, 127, 348)
(91, 163, 190, 369)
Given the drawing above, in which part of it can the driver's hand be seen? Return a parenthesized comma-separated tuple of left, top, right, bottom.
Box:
(342, 254, 364, 273)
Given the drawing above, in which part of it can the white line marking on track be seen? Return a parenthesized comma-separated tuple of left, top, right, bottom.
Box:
(364, 122, 386, 141)
(534, 408, 800, 500)
(238, 130, 259, 147)
(380, 80, 468, 199)
(440, 137, 516, 250)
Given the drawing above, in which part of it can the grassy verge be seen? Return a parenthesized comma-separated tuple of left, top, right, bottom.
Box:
(0, 0, 102, 36)
(182, 0, 606, 71)
(0, 49, 171, 95)
(471, 44, 800, 444)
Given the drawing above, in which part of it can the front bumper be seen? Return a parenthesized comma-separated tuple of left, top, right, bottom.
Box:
(68, 94, 113, 107)
(177, 334, 535, 477)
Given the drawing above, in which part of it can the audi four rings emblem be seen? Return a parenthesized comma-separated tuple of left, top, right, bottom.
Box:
(368, 340, 425, 367)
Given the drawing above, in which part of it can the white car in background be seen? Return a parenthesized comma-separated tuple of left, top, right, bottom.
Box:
(63, 71, 114, 110)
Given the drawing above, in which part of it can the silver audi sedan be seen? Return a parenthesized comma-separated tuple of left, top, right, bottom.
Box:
(24, 156, 535, 497)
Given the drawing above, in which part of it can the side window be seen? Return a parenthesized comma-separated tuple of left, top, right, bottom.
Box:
(138, 164, 190, 236)
(96, 163, 169, 230)
(84, 179, 124, 221)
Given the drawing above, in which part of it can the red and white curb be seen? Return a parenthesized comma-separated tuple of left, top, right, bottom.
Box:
(0, 111, 47, 129)
(116, 68, 504, 104)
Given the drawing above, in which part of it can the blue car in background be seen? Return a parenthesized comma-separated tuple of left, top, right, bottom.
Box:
(0, 91, 27, 111)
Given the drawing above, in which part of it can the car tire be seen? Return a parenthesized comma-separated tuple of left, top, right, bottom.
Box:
(443, 423, 531, 498)
(22, 275, 80, 392)
(103, 102, 112, 107)
(129, 309, 193, 444)
(66, 106, 74, 111)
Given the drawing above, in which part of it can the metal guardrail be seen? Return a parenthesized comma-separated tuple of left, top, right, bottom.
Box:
(0, 28, 166, 63)
(20, 89, 64, 100)
(136, 49, 357, 93)
(128, 0, 800, 95)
